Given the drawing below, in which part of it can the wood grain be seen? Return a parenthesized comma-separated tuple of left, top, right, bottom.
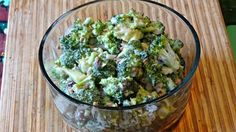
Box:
(0, 0, 236, 132)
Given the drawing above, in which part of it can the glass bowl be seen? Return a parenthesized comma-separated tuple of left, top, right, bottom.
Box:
(38, 0, 200, 131)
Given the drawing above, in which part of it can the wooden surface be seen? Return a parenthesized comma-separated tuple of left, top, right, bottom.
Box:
(0, 0, 236, 131)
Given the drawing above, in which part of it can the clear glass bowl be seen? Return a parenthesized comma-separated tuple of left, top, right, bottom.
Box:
(38, 0, 200, 131)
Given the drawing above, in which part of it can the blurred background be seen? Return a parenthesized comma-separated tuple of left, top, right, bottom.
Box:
(0, 0, 235, 87)
(0, 0, 10, 87)
(220, 0, 236, 59)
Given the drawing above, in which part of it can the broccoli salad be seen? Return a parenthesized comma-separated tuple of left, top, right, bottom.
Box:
(51, 9, 185, 107)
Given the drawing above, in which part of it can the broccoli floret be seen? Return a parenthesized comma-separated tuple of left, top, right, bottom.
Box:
(128, 40, 142, 50)
(60, 32, 80, 50)
(100, 77, 124, 103)
(142, 33, 157, 43)
(60, 18, 94, 51)
(71, 80, 100, 104)
(57, 67, 87, 84)
(169, 39, 184, 53)
(92, 20, 106, 36)
(117, 42, 144, 78)
(111, 9, 150, 29)
(128, 9, 150, 28)
(97, 31, 120, 54)
(58, 50, 77, 68)
(92, 60, 116, 80)
(148, 34, 181, 73)
(117, 53, 143, 78)
(113, 24, 143, 42)
(128, 40, 148, 59)
(51, 66, 68, 80)
(100, 77, 140, 105)
(57, 48, 91, 68)
(145, 59, 167, 86)
(110, 13, 132, 25)
(148, 34, 168, 56)
(73, 19, 83, 30)
(141, 21, 165, 35)
(158, 43, 181, 71)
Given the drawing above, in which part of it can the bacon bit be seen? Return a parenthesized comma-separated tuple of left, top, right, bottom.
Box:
(115, 58, 120, 63)
(156, 88, 165, 96)
(155, 83, 166, 96)
(68, 88, 74, 94)
(146, 83, 153, 91)
(120, 46, 124, 51)
(93, 57, 102, 69)
(175, 78, 182, 85)
(57, 45, 61, 50)
(67, 81, 75, 87)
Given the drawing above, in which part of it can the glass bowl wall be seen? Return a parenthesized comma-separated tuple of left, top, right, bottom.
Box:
(39, 0, 200, 131)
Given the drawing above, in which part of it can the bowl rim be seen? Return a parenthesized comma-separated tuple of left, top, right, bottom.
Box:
(38, 0, 201, 110)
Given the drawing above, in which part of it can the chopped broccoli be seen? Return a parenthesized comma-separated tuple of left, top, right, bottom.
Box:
(117, 53, 143, 78)
(148, 34, 181, 73)
(144, 59, 167, 86)
(141, 21, 165, 35)
(158, 43, 181, 71)
(148, 34, 168, 56)
(113, 24, 143, 42)
(77, 51, 98, 73)
(100, 77, 124, 103)
(111, 9, 150, 29)
(51, 66, 68, 80)
(52, 9, 185, 109)
(58, 50, 77, 68)
(169, 39, 184, 53)
(58, 67, 87, 84)
(92, 60, 116, 80)
(92, 20, 106, 36)
(100, 77, 140, 105)
(60, 32, 80, 50)
(71, 80, 100, 104)
(97, 31, 120, 54)
(110, 13, 132, 25)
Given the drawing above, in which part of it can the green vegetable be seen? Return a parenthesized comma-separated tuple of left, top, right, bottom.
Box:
(169, 39, 184, 53)
(158, 42, 181, 72)
(141, 21, 165, 35)
(57, 67, 87, 84)
(97, 31, 120, 54)
(71, 80, 100, 104)
(113, 24, 143, 42)
(100, 77, 140, 105)
(92, 20, 106, 35)
(100, 77, 124, 104)
(58, 50, 77, 68)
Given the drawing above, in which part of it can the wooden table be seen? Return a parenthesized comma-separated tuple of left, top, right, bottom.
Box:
(0, 0, 235, 131)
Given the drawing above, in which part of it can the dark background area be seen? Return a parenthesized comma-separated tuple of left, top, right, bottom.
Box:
(219, 0, 236, 25)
